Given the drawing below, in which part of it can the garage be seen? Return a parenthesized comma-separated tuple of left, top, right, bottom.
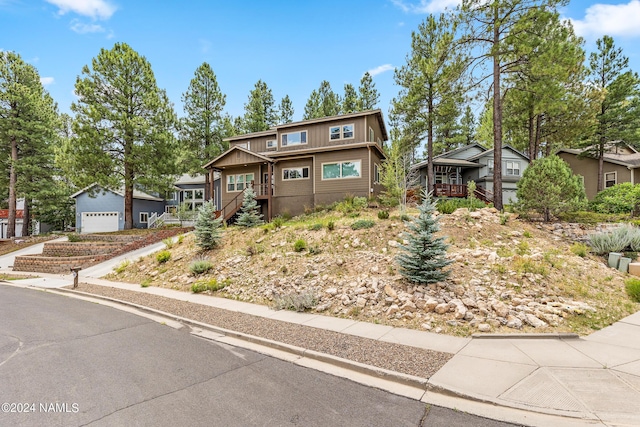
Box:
(81, 212, 119, 233)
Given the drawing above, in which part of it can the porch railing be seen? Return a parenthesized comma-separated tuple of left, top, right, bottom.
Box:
(432, 183, 494, 204)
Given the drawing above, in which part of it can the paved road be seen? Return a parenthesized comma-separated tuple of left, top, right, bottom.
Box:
(0, 285, 518, 427)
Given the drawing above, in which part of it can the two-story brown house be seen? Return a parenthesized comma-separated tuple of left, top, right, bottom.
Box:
(203, 110, 388, 221)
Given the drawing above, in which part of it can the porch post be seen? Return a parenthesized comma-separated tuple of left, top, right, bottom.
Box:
(267, 162, 273, 221)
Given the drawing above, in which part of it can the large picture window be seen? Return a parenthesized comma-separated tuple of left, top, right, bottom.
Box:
(283, 167, 309, 180)
(322, 161, 361, 180)
(281, 131, 307, 147)
(329, 124, 354, 140)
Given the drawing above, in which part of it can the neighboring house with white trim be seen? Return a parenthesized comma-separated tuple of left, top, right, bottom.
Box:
(557, 144, 640, 200)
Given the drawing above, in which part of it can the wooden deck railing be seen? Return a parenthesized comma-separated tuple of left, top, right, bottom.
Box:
(433, 183, 493, 204)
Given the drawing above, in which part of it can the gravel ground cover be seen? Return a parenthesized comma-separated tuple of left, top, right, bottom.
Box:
(70, 282, 453, 379)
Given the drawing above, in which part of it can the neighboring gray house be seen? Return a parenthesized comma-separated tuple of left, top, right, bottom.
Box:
(413, 143, 530, 204)
(166, 173, 220, 214)
(71, 184, 165, 233)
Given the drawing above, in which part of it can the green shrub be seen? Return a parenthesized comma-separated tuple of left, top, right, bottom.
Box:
(177, 234, 185, 244)
(309, 223, 323, 231)
(113, 260, 130, 274)
(377, 210, 389, 219)
(272, 291, 318, 312)
(500, 213, 509, 225)
(516, 241, 530, 256)
(437, 198, 485, 214)
(590, 183, 640, 214)
(156, 250, 171, 263)
(309, 245, 322, 255)
(557, 211, 630, 224)
(400, 213, 412, 222)
(327, 221, 335, 231)
(140, 279, 151, 288)
(191, 278, 229, 293)
(588, 225, 636, 254)
(336, 195, 368, 214)
(272, 216, 286, 229)
(523, 231, 532, 238)
(194, 200, 223, 250)
(189, 259, 213, 275)
(437, 199, 457, 214)
(163, 237, 174, 249)
(570, 243, 590, 257)
(625, 277, 640, 302)
(67, 234, 82, 242)
(294, 239, 307, 252)
(351, 219, 375, 230)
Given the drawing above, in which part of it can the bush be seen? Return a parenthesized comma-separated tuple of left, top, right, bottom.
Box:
(113, 260, 130, 274)
(272, 216, 286, 229)
(336, 195, 368, 214)
(570, 243, 590, 257)
(327, 221, 335, 231)
(191, 278, 229, 293)
(588, 224, 637, 254)
(294, 239, 307, 252)
(140, 279, 151, 288)
(514, 155, 587, 221)
(436, 198, 486, 214)
(625, 278, 640, 302)
(163, 237, 174, 249)
(189, 259, 213, 275)
(67, 233, 82, 242)
(272, 291, 318, 312)
(377, 210, 389, 219)
(590, 183, 640, 214)
(156, 250, 171, 263)
(309, 223, 323, 231)
(557, 211, 629, 224)
(351, 219, 375, 230)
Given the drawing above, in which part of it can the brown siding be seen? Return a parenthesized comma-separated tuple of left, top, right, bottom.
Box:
(230, 136, 275, 153)
(273, 195, 314, 217)
(364, 114, 383, 144)
(558, 152, 632, 200)
(215, 150, 267, 168)
(370, 147, 385, 196)
(275, 117, 368, 153)
(274, 158, 313, 197)
(315, 148, 370, 197)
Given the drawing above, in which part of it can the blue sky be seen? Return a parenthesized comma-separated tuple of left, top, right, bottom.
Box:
(1, 0, 639, 123)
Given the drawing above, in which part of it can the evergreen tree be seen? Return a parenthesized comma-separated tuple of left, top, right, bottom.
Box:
(585, 35, 640, 191)
(278, 94, 294, 124)
(303, 80, 341, 119)
(514, 155, 586, 221)
(358, 71, 380, 111)
(70, 42, 179, 229)
(395, 190, 452, 284)
(180, 62, 227, 171)
(460, 105, 476, 144)
(243, 79, 277, 132)
(194, 200, 223, 250)
(236, 185, 264, 227)
(342, 83, 358, 114)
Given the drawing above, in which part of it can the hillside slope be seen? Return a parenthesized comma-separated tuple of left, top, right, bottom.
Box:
(107, 207, 639, 336)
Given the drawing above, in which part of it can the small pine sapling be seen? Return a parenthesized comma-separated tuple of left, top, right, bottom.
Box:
(236, 185, 264, 227)
(194, 200, 223, 250)
(396, 190, 452, 284)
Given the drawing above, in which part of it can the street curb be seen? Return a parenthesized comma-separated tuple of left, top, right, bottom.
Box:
(472, 332, 580, 340)
(50, 287, 429, 391)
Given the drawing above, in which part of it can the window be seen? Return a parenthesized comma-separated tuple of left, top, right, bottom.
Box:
(236, 141, 250, 150)
(182, 189, 204, 201)
(227, 173, 255, 192)
(605, 172, 617, 188)
(165, 206, 177, 214)
(506, 161, 521, 176)
(281, 131, 307, 147)
(435, 172, 447, 184)
(283, 167, 309, 180)
(373, 164, 380, 184)
(329, 124, 354, 140)
(266, 139, 276, 149)
(369, 127, 374, 142)
(322, 160, 361, 180)
(139, 212, 149, 223)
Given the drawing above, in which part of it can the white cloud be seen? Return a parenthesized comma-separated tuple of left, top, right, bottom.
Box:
(40, 77, 54, 86)
(70, 19, 105, 34)
(45, 0, 116, 20)
(368, 64, 395, 77)
(391, 0, 459, 14)
(571, 1, 640, 38)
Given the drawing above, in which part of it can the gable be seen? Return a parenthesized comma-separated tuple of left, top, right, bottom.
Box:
(438, 143, 486, 161)
(204, 146, 273, 169)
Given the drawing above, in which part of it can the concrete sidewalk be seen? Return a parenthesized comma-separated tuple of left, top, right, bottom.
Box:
(2, 244, 640, 426)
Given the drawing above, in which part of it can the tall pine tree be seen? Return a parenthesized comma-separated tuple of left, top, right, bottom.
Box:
(243, 80, 278, 132)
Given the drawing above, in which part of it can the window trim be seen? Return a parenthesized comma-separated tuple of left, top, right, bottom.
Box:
(282, 166, 310, 181)
(227, 173, 255, 193)
(369, 127, 374, 142)
(373, 163, 380, 184)
(506, 161, 521, 176)
(605, 171, 617, 188)
(321, 160, 362, 180)
(266, 139, 277, 149)
(329, 123, 355, 141)
(139, 212, 149, 224)
(281, 130, 308, 147)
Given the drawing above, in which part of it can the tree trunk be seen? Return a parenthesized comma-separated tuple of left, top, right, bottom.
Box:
(492, 16, 503, 211)
(527, 108, 535, 161)
(21, 199, 30, 237)
(7, 135, 18, 238)
(597, 145, 604, 192)
(124, 138, 134, 229)
(427, 84, 434, 195)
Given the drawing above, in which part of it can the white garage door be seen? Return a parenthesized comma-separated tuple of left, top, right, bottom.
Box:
(81, 212, 119, 234)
